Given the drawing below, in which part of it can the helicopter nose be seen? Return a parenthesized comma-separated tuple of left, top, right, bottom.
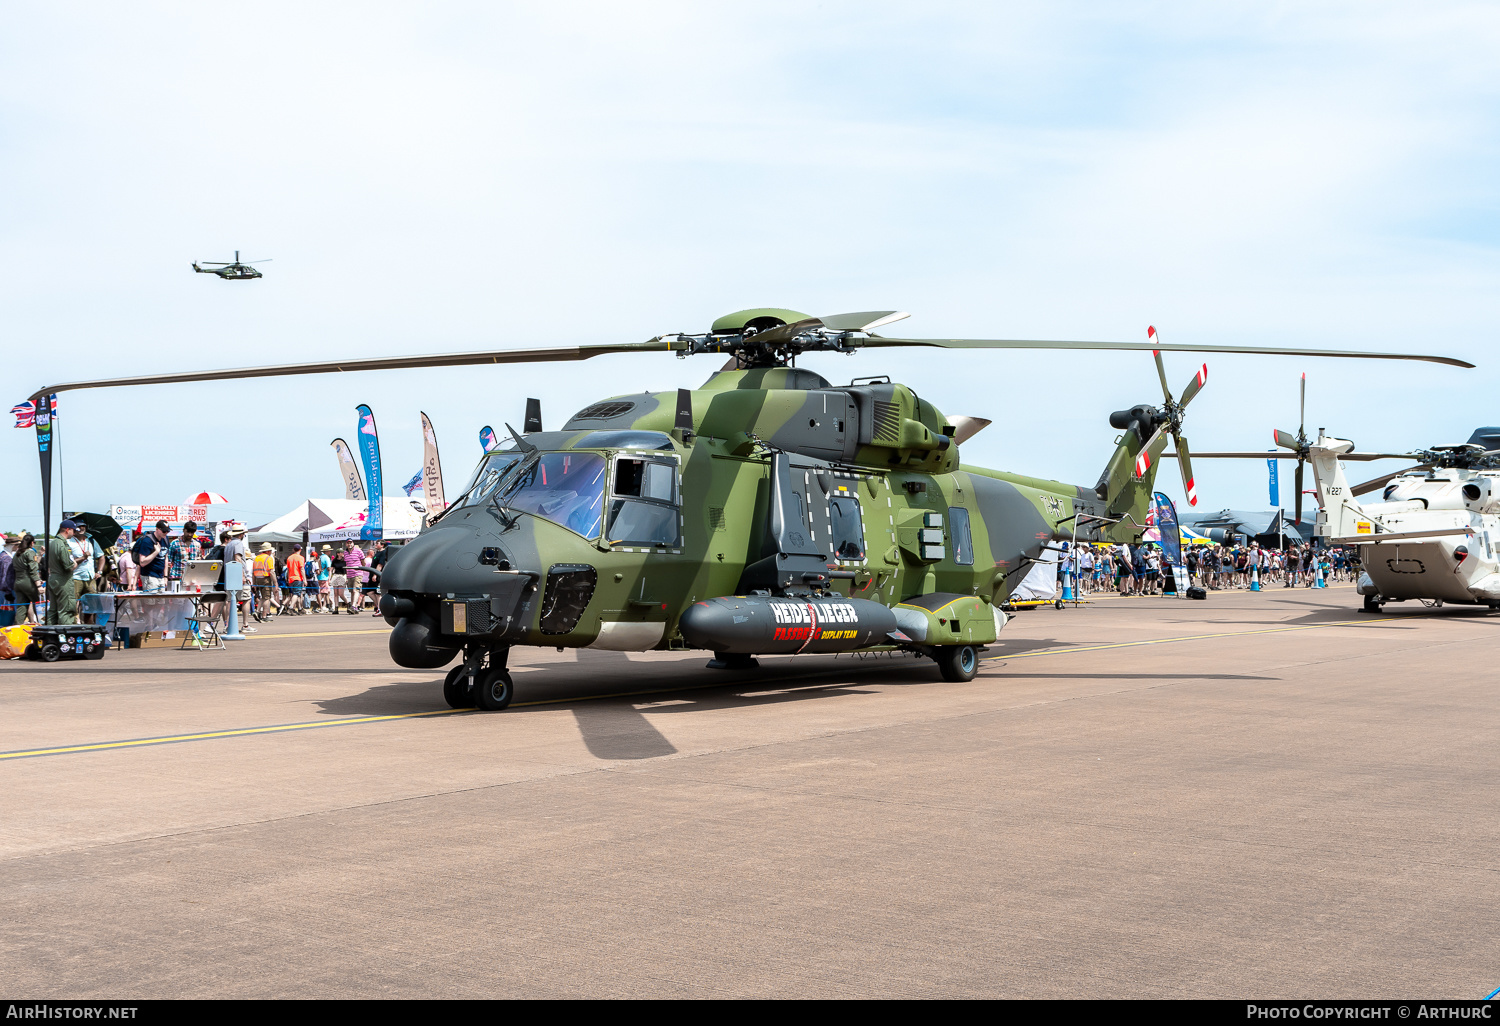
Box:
(381, 525, 522, 595)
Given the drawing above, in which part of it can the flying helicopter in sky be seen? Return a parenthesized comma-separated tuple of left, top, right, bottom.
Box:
(29, 308, 1471, 709)
(192, 251, 269, 279)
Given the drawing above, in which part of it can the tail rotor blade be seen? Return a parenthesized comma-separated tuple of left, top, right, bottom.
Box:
(1134, 424, 1170, 481)
(1178, 363, 1208, 410)
(1274, 429, 1300, 450)
(1149, 328, 1172, 404)
(1175, 435, 1198, 506)
(1294, 460, 1305, 524)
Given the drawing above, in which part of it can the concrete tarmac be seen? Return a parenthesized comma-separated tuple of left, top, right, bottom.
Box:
(1, 587, 1496, 998)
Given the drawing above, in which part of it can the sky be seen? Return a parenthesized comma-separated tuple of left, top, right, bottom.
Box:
(2, 2, 1497, 530)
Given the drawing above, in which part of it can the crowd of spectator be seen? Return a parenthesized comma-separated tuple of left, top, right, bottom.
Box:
(1063, 540, 1356, 596)
(0, 520, 394, 628)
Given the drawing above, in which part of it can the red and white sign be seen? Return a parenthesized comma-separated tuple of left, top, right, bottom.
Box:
(111, 505, 210, 526)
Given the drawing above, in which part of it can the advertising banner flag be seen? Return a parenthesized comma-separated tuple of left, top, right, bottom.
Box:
(35, 394, 54, 537)
(331, 438, 366, 502)
(354, 406, 383, 540)
(1268, 451, 1280, 506)
(1152, 491, 1183, 566)
(420, 412, 446, 517)
(479, 426, 499, 453)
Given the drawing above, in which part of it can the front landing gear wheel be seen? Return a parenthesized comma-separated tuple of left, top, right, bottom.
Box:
(475, 667, 514, 711)
(1363, 593, 1383, 613)
(935, 644, 979, 683)
(442, 665, 475, 708)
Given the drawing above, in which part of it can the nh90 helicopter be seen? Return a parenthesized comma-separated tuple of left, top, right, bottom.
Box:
(30, 309, 1470, 709)
(192, 251, 269, 280)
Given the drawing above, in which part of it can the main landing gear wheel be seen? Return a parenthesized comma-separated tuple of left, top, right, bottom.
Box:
(475, 667, 514, 711)
(1362, 594, 1383, 614)
(935, 644, 979, 683)
(442, 664, 475, 709)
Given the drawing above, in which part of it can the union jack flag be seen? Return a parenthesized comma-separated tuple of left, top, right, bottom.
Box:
(11, 396, 56, 429)
(402, 470, 423, 496)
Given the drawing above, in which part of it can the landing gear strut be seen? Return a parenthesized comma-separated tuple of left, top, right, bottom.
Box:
(1362, 593, 1384, 614)
(445, 645, 513, 711)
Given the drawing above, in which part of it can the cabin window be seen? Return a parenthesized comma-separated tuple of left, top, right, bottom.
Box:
(608, 456, 681, 546)
(949, 506, 974, 565)
(828, 495, 866, 560)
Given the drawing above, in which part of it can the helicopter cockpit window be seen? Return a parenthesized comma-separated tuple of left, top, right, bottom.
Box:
(607, 456, 681, 547)
(494, 452, 607, 538)
(456, 451, 523, 508)
(827, 495, 866, 560)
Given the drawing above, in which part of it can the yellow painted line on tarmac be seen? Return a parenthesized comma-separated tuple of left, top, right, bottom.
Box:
(987, 615, 1400, 663)
(0, 707, 467, 761)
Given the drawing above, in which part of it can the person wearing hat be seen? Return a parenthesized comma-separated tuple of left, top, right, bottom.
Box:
(221, 525, 255, 629)
(252, 542, 277, 620)
(71, 522, 104, 599)
(47, 520, 84, 623)
(132, 520, 171, 595)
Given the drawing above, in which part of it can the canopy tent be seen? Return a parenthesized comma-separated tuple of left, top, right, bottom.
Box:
(248, 498, 428, 545)
(1009, 543, 1063, 602)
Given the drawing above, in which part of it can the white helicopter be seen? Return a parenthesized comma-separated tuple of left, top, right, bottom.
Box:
(1294, 433, 1500, 613)
(1184, 375, 1500, 613)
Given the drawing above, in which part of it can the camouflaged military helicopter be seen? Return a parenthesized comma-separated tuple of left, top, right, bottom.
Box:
(192, 251, 269, 280)
(30, 308, 1470, 710)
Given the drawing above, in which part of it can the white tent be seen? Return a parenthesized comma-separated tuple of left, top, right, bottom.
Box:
(249, 498, 428, 544)
(1009, 543, 1064, 602)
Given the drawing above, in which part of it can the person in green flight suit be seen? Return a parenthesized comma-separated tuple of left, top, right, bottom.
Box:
(46, 519, 84, 625)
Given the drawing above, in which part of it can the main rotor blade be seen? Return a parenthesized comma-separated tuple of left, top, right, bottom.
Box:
(1152, 347, 1173, 406)
(948, 415, 992, 446)
(860, 336, 1474, 368)
(1175, 435, 1198, 507)
(1299, 372, 1306, 439)
(1179, 363, 1208, 410)
(818, 310, 909, 332)
(28, 337, 690, 402)
(1168, 451, 1419, 461)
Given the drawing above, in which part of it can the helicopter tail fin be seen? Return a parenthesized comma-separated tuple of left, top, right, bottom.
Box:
(1094, 406, 1169, 525)
(1306, 435, 1374, 539)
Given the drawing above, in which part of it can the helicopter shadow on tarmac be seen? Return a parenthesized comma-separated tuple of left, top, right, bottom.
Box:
(312, 650, 914, 760)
